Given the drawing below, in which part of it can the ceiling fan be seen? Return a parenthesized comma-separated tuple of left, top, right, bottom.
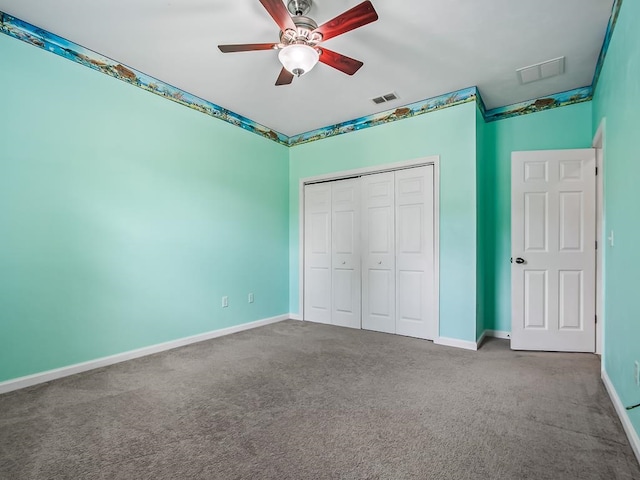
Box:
(218, 0, 379, 86)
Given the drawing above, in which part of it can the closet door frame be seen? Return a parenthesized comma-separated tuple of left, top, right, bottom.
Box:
(298, 156, 440, 338)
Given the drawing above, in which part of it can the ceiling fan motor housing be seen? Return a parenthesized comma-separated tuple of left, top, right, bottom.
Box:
(279, 15, 321, 47)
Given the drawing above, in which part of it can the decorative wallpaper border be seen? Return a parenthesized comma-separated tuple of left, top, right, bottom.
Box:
(592, 0, 623, 90)
(288, 87, 477, 146)
(482, 86, 593, 123)
(0, 11, 290, 146)
(475, 91, 488, 119)
(0, 2, 622, 146)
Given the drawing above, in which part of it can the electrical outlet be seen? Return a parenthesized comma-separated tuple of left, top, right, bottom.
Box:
(248, 293, 254, 304)
(222, 296, 228, 308)
(635, 361, 640, 387)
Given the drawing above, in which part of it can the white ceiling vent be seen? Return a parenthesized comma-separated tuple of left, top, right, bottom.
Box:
(371, 92, 398, 105)
(517, 56, 565, 85)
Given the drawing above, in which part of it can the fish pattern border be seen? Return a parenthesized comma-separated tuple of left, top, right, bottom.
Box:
(0, 0, 623, 146)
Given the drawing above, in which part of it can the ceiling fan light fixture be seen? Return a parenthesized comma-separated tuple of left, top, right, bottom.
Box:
(278, 44, 319, 77)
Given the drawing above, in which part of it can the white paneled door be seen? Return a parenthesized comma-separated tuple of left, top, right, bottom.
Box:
(395, 166, 436, 340)
(331, 179, 361, 329)
(511, 149, 596, 352)
(304, 183, 332, 324)
(361, 172, 396, 334)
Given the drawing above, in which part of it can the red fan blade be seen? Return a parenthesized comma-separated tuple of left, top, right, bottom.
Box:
(313, 1, 378, 42)
(276, 67, 294, 86)
(319, 48, 364, 75)
(259, 0, 297, 33)
(218, 43, 278, 53)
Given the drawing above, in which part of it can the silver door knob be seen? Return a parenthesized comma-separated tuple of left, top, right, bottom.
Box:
(378, 261, 382, 264)
(342, 261, 346, 265)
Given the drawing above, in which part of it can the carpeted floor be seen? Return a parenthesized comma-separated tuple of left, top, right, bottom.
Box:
(0, 320, 638, 480)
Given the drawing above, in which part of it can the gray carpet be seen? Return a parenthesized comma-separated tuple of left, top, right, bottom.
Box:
(0, 320, 638, 480)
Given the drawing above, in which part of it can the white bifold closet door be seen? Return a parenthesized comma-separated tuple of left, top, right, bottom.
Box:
(303, 183, 332, 324)
(331, 179, 361, 329)
(304, 179, 361, 328)
(361, 166, 434, 339)
(304, 165, 435, 340)
(395, 166, 435, 339)
(361, 172, 396, 334)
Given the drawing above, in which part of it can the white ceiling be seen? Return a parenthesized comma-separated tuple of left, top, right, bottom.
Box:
(0, 0, 614, 136)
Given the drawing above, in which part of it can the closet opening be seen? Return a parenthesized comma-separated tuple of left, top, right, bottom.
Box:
(299, 157, 440, 340)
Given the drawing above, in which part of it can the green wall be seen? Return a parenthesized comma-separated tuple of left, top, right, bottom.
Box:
(476, 105, 488, 340)
(592, 0, 640, 437)
(480, 102, 594, 334)
(0, 34, 290, 382)
(289, 102, 478, 342)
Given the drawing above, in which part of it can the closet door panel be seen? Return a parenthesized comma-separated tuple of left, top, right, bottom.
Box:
(361, 172, 396, 334)
(304, 184, 332, 324)
(331, 179, 361, 329)
(395, 166, 436, 339)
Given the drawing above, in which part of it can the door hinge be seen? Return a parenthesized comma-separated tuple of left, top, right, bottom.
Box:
(595, 240, 598, 250)
(596, 166, 598, 175)
(595, 315, 598, 324)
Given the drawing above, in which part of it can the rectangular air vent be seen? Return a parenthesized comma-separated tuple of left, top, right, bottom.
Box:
(517, 57, 565, 85)
(371, 92, 398, 105)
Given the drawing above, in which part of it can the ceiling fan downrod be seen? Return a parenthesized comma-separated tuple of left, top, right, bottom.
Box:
(287, 0, 312, 17)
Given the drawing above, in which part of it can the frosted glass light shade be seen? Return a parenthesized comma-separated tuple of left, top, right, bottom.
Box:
(278, 44, 320, 76)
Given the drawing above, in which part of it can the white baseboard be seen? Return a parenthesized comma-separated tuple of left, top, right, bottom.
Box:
(289, 314, 303, 321)
(601, 369, 640, 464)
(434, 336, 478, 351)
(438, 330, 511, 351)
(476, 330, 512, 349)
(0, 314, 290, 395)
(485, 330, 511, 340)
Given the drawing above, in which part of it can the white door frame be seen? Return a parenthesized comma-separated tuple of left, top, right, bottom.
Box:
(593, 119, 606, 355)
(298, 156, 440, 338)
